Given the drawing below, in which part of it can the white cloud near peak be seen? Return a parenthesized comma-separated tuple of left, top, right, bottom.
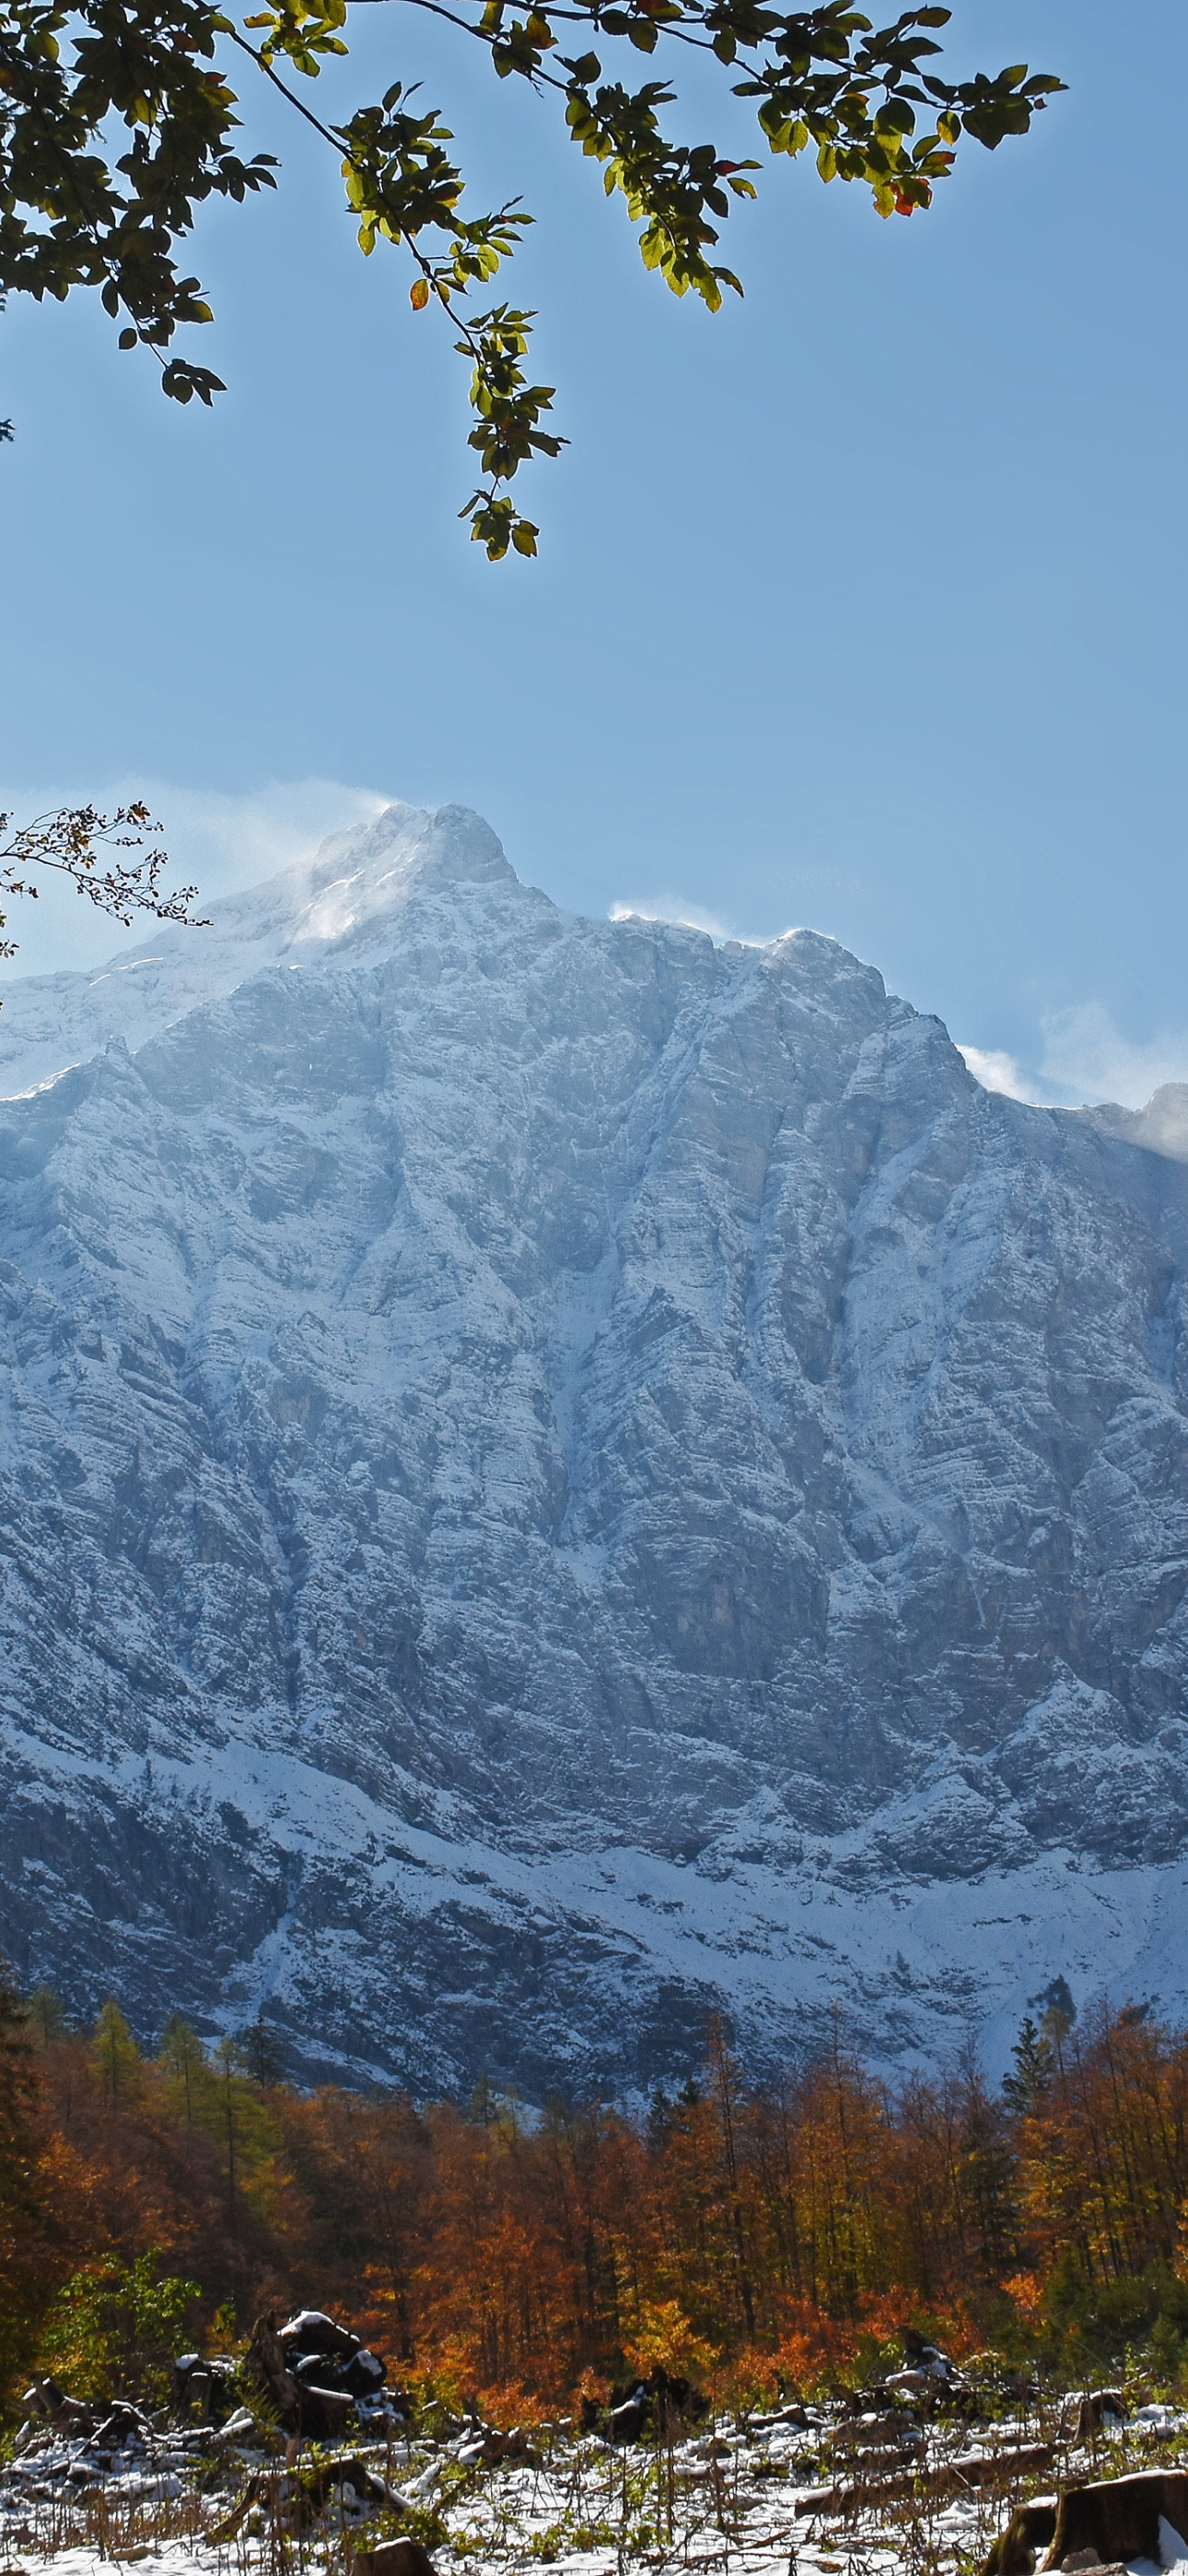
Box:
(958, 1010, 1188, 1114)
(955, 1044, 1036, 1102)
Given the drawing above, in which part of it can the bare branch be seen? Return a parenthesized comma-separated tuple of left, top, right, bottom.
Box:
(0, 804, 209, 971)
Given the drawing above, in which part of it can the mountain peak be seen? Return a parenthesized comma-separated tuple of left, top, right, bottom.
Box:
(276, 802, 516, 940)
(203, 800, 517, 954)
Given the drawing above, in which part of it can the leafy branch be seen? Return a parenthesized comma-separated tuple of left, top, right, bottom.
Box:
(0, 0, 1066, 549)
(334, 80, 563, 552)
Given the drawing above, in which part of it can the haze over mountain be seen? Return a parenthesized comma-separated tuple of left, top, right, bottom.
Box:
(1, 802, 1186, 2096)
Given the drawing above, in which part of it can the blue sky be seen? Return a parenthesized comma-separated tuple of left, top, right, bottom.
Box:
(2, 0, 1184, 1106)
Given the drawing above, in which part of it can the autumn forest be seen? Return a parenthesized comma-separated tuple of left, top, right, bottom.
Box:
(4, 1976, 1188, 2419)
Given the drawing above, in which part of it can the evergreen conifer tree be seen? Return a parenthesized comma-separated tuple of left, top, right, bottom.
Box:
(1002, 2015, 1054, 2116)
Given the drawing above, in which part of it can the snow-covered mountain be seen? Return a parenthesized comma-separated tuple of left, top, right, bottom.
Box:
(2, 801, 1187, 2094)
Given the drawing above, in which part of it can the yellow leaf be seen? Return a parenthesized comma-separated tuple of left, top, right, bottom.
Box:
(410, 276, 430, 310)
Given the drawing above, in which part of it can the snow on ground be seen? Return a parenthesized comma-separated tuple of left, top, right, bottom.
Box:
(6, 2400, 1188, 2576)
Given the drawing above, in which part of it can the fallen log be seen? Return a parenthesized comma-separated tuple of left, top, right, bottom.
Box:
(794, 2484, 844, 2518)
(209, 2456, 411, 2543)
(797, 2444, 1055, 2521)
(949, 2447, 1056, 2493)
(456, 2427, 542, 2468)
(831, 2412, 919, 2451)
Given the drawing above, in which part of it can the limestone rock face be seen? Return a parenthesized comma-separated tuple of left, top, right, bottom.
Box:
(2, 801, 1187, 2090)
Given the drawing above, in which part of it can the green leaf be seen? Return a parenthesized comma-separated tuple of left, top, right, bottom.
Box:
(0, 0, 1065, 568)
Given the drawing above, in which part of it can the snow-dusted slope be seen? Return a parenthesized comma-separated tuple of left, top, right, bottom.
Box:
(2, 802, 1187, 2092)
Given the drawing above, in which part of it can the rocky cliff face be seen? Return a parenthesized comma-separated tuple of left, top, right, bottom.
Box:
(1, 801, 1186, 2093)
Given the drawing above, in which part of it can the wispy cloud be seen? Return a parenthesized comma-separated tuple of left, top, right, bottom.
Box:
(955, 1044, 1036, 1102)
(134, 778, 392, 898)
(958, 1010, 1188, 1113)
(1037, 1003, 1188, 1110)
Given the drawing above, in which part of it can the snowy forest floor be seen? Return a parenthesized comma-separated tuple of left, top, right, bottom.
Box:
(4, 2399, 1188, 2576)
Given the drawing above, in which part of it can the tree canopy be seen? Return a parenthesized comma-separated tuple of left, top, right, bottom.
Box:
(0, 0, 1064, 554)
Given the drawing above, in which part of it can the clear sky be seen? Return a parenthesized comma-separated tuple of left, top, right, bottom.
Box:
(1, 0, 1184, 1107)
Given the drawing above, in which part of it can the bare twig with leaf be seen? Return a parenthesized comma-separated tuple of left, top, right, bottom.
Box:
(0, 804, 208, 966)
